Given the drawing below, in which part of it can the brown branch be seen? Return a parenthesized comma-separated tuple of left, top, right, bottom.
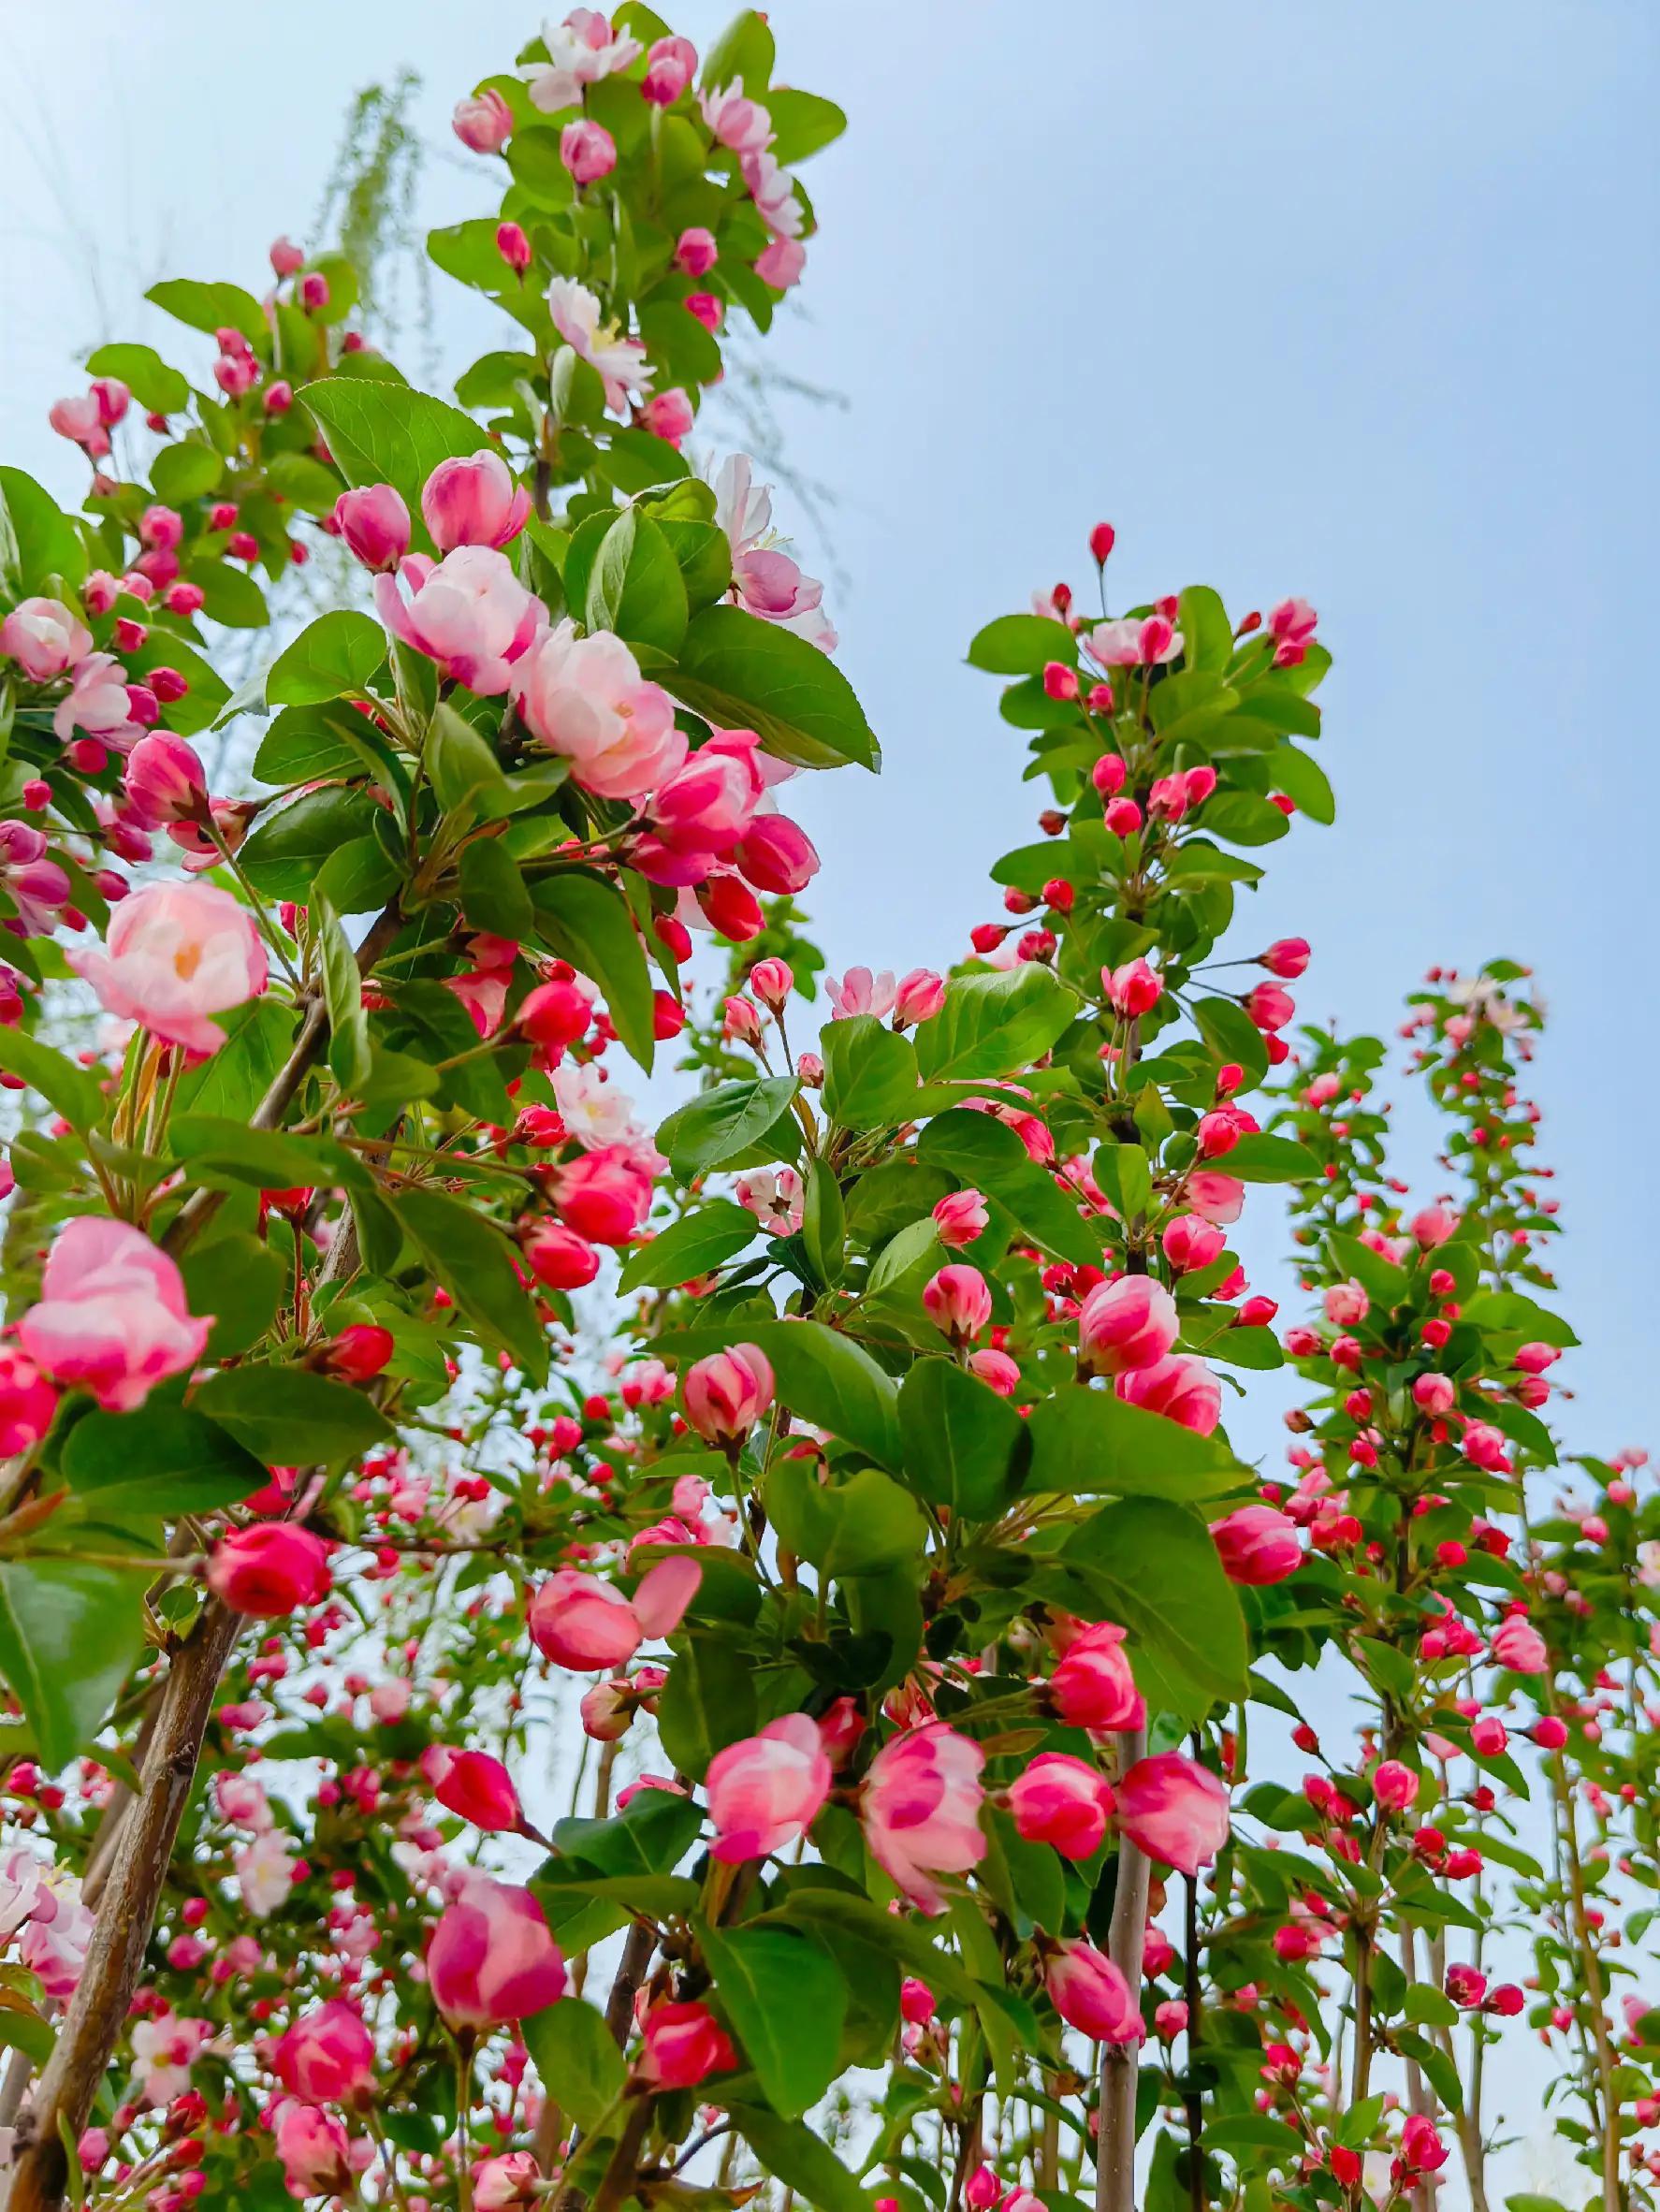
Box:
(1095, 1723, 1150, 2212)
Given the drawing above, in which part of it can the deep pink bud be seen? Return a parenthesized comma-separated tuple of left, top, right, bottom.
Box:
(922, 1264, 992, 1344)
(497, 222, 531, 272)
(421, 1744, 523, 1832)
(332, 485, 411, 572)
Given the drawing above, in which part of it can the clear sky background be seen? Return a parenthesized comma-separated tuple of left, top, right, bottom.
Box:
(3, 6, 1657, 2184)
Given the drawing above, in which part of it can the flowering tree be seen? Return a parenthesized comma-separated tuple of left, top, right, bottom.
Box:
(0, 12, 1646, 2212)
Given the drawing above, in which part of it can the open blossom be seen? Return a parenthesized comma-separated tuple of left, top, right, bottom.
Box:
(131, 2012, 213, 2106)
(712, 454, 834, 648)
(70, 880, 266, 1055)
(546, 275, 652, 410)
(18, 1218, 211, 1413)
(735, 1167, 803, 1236)
(552, 1061, 641, 1150)
(422, 450, 530, 552)
(1116, 1753, 1230, 1876)
(743, 148, 804, 237)
(428, 1876, 566, 2027)
(375, 546, 546, 694)
(706, 1713, 832, 1862)
(825, 966, 897, 1020)
(862, 1723, 986, 1914)
(522, 9, 642, 112)
(529, 1557, 700, 1670)
(52, 651, 142, 747)
(701, 81, 773, 153)
(1491, 1614, 1549, 1673)
(1047, 1942, 1144, 2043)
(513, 618, 683, 798)
(237, 1830, 300, 1918)
(1087, 614, 1183, 666)
(1, 596, 91, 679)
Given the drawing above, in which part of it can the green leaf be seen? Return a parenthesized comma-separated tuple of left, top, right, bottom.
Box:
(0, 1026, 108, 1134)
(1024, 1384, 1241, 1502)
(1062, 1497, 1247, 1704)
(191, 1367, 394, 1464)
(1269, 740, 1335, 823)
(584, 510, 688, 655)
(654, 1637, 757, 1779)
(268, 611, 386, 706)
(253, 702, 382, 786)
(656, 1076, 799, 1175)
(765, 89, 848, 162)
(966, 614, 1076, 675)
(521, 2000, 624, 2132)
(913, 966, 1076, 1082)
(146, 278, 265, 342)
(177, 1232, 287, 1361)
(427, 701, 512, 820)
(459, 838, 533, 939)
(731, 2108, 872, 2212)
(531, 869, 656, 1073)
(1460, 1290, 1578, 1349)
(700, 9, 775, 91)
(0, 2011, 54, 2069)
(1219, 1133, 1318, 1183)
(915, 1110, 1099, 1270)
(668, 605, 877, 771)
(0, 1563, 149, 1771)
(820, 1016, 918, 1129)
(1403, 1984, 1460, 2029)
(617, 1201, 758, 1291)
(314, 895, 372, 1092)
(240, 788, 382, 900)
(62, 1404, 269, 1517)
(150, 442, 223, 505)
(85, 342, 190, 415)
(765, 1461, 925, 1576)
(551, 1786, 703, 1879)
(700, 1923, 845, 2118)
(0, 469, 86, 591)
(168, 1115, 362, 1192)
(1177, 586, 1232, 674)
(898, 1360, 1027, 1518)
(301, 378, 493, 533)
(801, 1157, 846, 1288)
(716, 1319, 901, 1471)
(396, 1186, 549, 1382)
(1200, 792, 1289, 846)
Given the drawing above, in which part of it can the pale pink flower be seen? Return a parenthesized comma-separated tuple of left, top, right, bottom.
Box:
(546, 276, 653, 411)
(512, 618, 683, 798)
(529, 1557, 701, 1670)
(130, 2012, 212, 2106)
(700, 82, 773, 154)
(17, 1218, 211, 1414)
(735, 1167, 803, 1237)
(825, 967, 897, 1020)
(69, 880, 267, 1055)
(0, 597, 92, 680)
(452, 89, 514, 153)
(552, 1061, 642, 1150)
(236, 1830, 299, 1918)
(742, 149, 804, 239)
(861, 1723, 986, 1914)
(755, 237, 807, 290)
(1087, 615, 1184, 667)
(52, 652, 142, 747)
(522, 9, 642, 113)
(1115, 1753, 1230, 1876)
(374, 546, 546, 694)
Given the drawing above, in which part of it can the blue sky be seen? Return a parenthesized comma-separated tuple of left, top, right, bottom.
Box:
(6, 1, 1654, 1468)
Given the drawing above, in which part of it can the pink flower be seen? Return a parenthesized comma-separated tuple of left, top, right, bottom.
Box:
(1183, 1171, 1245, 1227)
(642, 35, 697, 104)
(0, 822, 71, 936)
(332, 484, 412, 571)
(1371, 1759, 1420, 1811)
(700, 83, 772, 154)
(1268, 597, 1318, 668)
(825, 966, 897, 1020)
(675, 227, 719, 277)
(1, 597, 92, 680)
(706, 1713, 832, 1862)
(735, 1167, 803, 1237)
(1209, 1505, 1303, 1586)
(1323, 1280, 1369, 1327)
(422, 451, 531, 553)
(861, 1723, 986, 1914)
(1046, 1941, 1144, 2043)
(638, 2000, 735, 2088)
(1116, 1354, 1222, 1435)
(735, 812, 820, 894)
(1115, 1753, 1230, 1876)
(522, 10, 642, 112)
(742, 149, 803, 239)
(968, 1346, 1021, 1396)
(642, 388, 696, 445)
(453, 88, 514, 153)
(933, 1190, 988, 1248)
(1103, 957, 1161, 1017)
(208, 1524, 332, 1619)
(1047, 1623, 1144, 1735)
(649, 733, 765, 852)
(1088, 616, 1183, 667)
(273, 2001, 373, 2104)
(374, 546, 546, 695)
(420, 1745, 523, 1832)
(513, 618, 683, 798)
(1491, 1615, 1548, 1674)
(546, 276, 653, 412)
(682, 1344, 774, 1448)
(274, 2103, 354, 2198)
(561, 118, 617, 184)
(923, 1264, 993, 1344)
(894, 968, 946, 1026)
(755, 236, 807, 290)
(123, 733, 207, 827)
(0, 1349, 58, 1456)
(52, 652, 142, 747)
(68, 880, 267, 1055)
(428, 1878, 566, 2028)
(529, 1557, 700, 1671)
(557, 1142, 657, 1244)
(18, 1218, 211, 1413)
(1007, 1753, 1115, 1860)
(475, 2152, 544, 2209)
(1161, 1213, 1225, 1273)
(1078, 1275, 1178, 1377)
(48, 395, 108, 454)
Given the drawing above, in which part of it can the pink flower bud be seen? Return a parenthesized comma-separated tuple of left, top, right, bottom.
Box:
(122, 733, 207, 827)
(1047, 1941, 1143, 2043)
(421, 451, 530, 553)
(923, 1263, 993, 1344)
(1103, 957, 1161, 1017)
(638, 2000, 735, 2088)
(561, 120, 617, 185)
(299, 271, 330, 312)
(933, 1190, 989, 1249)
(273, 2000, 373, 2103)
(420, 1744, 523, 1832)
(1077, 1275, 1177, 1377)
(682, 1344, 774, 1448)
(1372, 1759, 1420, 1811)
(1209, 1505, 1303, 1586)
(208, 1524, 331, 1619)
(707, 1713, 831, 1862)
(453, 89, 514, 153)
(428, 1877, 565, 2027)
(894, 968, 946, 1026)
(1115, 1752, 1230, 1875)
(1261, 937, 1310, 979)
(1007, 1753, 1115, 1859)
(642, 36, 698, 105)
(332, 485, 411, 572)
(674, 226, 720, 277)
